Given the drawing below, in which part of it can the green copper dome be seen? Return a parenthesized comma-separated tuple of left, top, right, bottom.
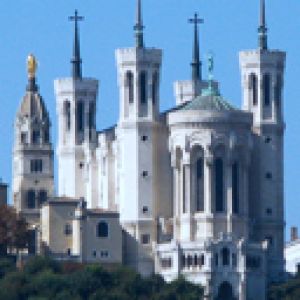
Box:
(181, 84, 237, 112)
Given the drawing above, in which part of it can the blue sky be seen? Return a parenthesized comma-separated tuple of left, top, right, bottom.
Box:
(0, 0, 299, 237)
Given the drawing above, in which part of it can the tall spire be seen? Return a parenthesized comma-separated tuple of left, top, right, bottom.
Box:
(258, 0, 268, 50)
(189, 13, 204, 82)
(134, 0, 144, 48)
(69, 10, 84, 79)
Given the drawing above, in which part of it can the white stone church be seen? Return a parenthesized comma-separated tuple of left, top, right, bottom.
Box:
(12, 1, 286, 299)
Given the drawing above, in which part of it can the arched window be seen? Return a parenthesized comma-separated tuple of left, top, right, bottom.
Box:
(217, 282, 234, 300)
(194, 254, 198, 266)
(263, 73, 271, 106)
(187, 255, 193, 267)
(196, 158, 204, 212)
(77, 101, 84, 132)
(275, 74, 282, 107)
(38, 190, 47, 206)
(32, 130, 40, 144)
(215, 158, 224, 212)
(249, 73, 258, 106)
(152, 71, 158, 104)
(222, 247, 230, 266)
(64, 101, 71, 131)
(88, 103, 95, 140)
(182, 255, 186, 268)
(215, 253, 219, 266)
(126, 71, 134, 104)
(232, 162, 239, 214)
(44, 129, 49, 143)
(201, 254, 205, 266)
(97, 221, 108, 238)
(27, 190, 35, 209)
(139, 71, 147, 104)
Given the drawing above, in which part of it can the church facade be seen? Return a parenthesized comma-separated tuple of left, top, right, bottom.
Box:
(12, 1, 286, 299)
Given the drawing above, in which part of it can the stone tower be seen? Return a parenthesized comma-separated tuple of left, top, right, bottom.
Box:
(13, 54, 54, 226)
(239, 0, 286, 282)
(116, 0, 162, 275)
(55, 11, 99, 207)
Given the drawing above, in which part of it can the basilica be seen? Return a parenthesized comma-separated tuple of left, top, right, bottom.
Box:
(12, 1, 286, 299)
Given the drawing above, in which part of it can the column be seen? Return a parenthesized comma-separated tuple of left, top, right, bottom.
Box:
(204, 154, 213, 239)
(227, 160, 233, 234)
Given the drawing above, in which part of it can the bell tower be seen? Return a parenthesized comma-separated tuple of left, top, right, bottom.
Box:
(55, 10, 99, 205)
(116, 0, 162, 276)
(13, 54, 54, 224)
(239, 0, 286, 282)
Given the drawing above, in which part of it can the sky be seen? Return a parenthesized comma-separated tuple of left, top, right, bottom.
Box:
(0, 0, 299, 238)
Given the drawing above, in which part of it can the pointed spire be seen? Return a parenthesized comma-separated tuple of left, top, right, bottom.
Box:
(189, 13, 204, 82)
(134, 0, 144, 48)
(69, 10, 84, 79)
(258, 0, 268, 50)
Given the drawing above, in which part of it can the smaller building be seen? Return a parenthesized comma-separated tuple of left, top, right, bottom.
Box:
(285, 227, 300, 275)
(0, 181, 8, 205)
(41, 197, 122, 264)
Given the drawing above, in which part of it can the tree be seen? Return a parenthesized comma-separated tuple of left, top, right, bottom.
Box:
(0, 205, 30, 255)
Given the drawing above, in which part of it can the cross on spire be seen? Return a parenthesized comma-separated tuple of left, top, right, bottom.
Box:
(258, 0, 268, 50)
(189, 13, 204, 96)
(69, 10, 84, 79)
(134, 0, 145, 48)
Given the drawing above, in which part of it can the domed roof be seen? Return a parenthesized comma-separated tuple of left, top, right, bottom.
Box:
(18, 92, 49, 121)
(180, 84, 237, 112)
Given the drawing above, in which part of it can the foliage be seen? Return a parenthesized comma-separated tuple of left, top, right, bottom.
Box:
(268, 276, 300, 300)
(0, 205, 30, 254)
(0, 256, 204, 299)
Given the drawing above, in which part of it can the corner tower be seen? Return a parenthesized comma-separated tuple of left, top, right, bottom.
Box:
(13, 54, 54, 224)
(239, 0, 286, 282)
(116, 0, 162, 275)
(55, 11, 99, 204)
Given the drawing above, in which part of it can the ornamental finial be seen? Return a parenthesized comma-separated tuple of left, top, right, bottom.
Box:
(27, 54, 37, 79)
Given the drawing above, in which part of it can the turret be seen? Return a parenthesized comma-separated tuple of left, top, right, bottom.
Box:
(13, 54, 54, 220)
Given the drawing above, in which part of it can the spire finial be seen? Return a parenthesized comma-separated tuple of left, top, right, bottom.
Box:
(26, 54, 38, 92)
(134, 0, 144, 48)
(189, 13, 204, 82)
(69, 10, 84, 79)
(258, 0, 268, 50)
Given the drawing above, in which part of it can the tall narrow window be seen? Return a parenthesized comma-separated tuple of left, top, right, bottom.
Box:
(139, 71, 147, 104)
(183, 167, 186, 213)
(77, 101, 84, 132)
(38, 190, 47, 206)
(215, 158, 224, 212)
(232, 162, 239, 214)
(27, 190, 35, 209)
(44, 129, 49, 143)
(222, 247, 230, 266)
(32, 130, 40, 144)
(249, 73, 258, 106)
(196, 158, 204, 212)
(275, 74, 282, 107)
(89, 103, 95, 140)
(126, 71, 134, 104)
(64, 101, 71, 131)
(263, 73, 271, 106)
(152, 72, 158, 104)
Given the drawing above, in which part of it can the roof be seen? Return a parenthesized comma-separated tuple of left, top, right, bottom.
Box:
(179, 84, 238, 112)
(18, 91, 49, 121)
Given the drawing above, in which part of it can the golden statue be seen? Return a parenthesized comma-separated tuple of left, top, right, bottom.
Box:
(27, 54, 37, 78)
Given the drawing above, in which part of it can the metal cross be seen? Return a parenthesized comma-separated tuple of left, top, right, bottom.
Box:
(189, 13, 203, 28)
(69, 10, 84, 26)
